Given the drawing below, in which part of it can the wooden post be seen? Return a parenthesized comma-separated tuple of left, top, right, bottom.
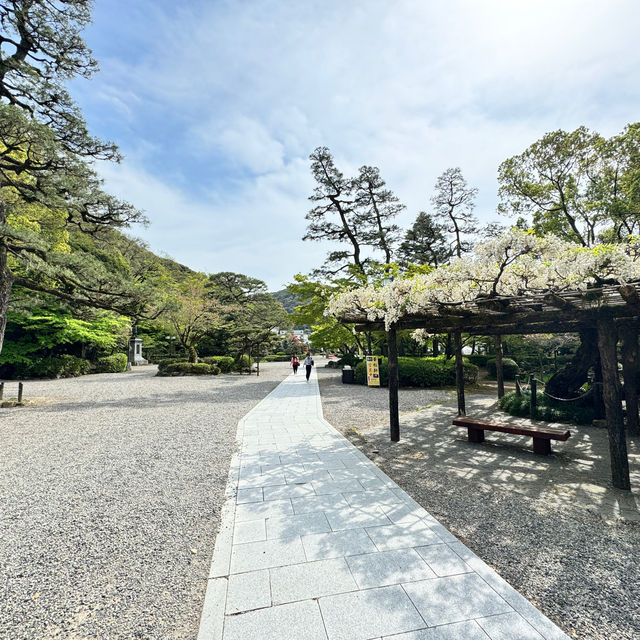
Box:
(17, 382, 23, 403)
(454, 331, 465, 416)
(597, 317, 631, 490)
(530, 378, 537, 417)
(388, 323, 400, 442)
(495, 335, 505, 399)
(515, 375, 522, 397)
(0, 382, 3, 400)
(620, 323, 640, 436)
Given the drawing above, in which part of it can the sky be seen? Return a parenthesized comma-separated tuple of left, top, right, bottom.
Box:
(72, 0, 640, 290)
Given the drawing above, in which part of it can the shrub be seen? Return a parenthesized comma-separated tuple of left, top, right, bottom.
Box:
(157, 361, 214, 376)
(354, 356, 478, 387)
(28, 355, 91, 378)
(263, 354, 292, 362)
(487, 357, 519, 380)
(467, 354, 488, 367)
(337, 353, 362, 369)
(234, 354, 252, 371)
(199, 356, 234, 372)
(498, 390, 595, 425)
(94, 353, 128, 373)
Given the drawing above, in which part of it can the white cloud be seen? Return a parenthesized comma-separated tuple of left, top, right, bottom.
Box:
(81, 0, 640, 286)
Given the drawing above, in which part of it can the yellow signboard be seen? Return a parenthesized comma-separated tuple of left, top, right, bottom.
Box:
(366, 356, 381, 387)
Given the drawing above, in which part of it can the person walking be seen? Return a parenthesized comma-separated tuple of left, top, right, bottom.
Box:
(291, 354, 299, 375)
(303, 352, 314, 381)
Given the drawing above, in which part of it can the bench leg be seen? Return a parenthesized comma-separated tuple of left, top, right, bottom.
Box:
(533, 438, 551, 455)
(467, 427, 485, 443)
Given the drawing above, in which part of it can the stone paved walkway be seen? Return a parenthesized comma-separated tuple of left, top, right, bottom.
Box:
(197, 369, 570, 640)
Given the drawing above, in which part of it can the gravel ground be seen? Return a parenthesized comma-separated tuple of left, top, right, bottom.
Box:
(318, 367, 640, 640)
(0, 363, 290, 640)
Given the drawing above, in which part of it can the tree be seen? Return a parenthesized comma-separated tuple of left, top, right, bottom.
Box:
(304, 147, 365, 277)
(352, 165, 403, 265)
(431, 167, 478, 258)
(497, 125, 640, 246)
(397, 212, 451, 267)
(165, 274, 222, 363)
(0, 2, 143, 354)
(287, 273, 365, 355)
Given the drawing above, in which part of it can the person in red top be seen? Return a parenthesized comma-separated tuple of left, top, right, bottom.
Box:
(291, 354, 300, 375)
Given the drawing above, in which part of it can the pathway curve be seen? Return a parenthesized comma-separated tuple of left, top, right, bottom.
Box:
(197, 369, 569, 640)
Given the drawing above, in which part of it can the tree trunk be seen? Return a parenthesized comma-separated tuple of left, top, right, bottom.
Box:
(597, 317, 630, 490)
(620, 323, 640, 436)
(188, 345, 198, 363)
(388, 324, 400, 442)
(432, 338, 439, 357)
(445, 333, 453, 359)
(495, 335, 504, 399)
(545, 329, 598, 399)
(454, 331, 465, 416)
(0, 238, 14, 356)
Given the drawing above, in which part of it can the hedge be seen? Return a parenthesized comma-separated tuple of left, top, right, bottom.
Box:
(28, 355, 92, 379)
(157, 361, 221, 376)
(487, 357, 519, 380)
(263, 355, 292, 362)
(354, 356, 478, 387)
(467, 354, 488, 367)
(498, 390, 595, 425)
(201, 356, 235, 372)
(94, 353, 128, 373)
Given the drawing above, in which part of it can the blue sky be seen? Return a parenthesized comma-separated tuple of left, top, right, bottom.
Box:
(73, 0, 640, 290)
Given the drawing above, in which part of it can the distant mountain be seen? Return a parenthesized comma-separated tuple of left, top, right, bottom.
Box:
(271, 289, 300, 313)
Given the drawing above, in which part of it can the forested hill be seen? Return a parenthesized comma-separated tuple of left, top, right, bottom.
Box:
(271, 289, 300, 313)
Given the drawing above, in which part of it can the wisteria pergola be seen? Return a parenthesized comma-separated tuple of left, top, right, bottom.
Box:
(341, 282, 640, 491)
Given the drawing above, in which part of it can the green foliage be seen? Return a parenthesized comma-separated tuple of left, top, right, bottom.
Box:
(487, 358, 520, 380)
(234, 354, 252, 371)
(201, 356, 235, 372)
(94, 353, 128, 373)
(263, 354, 292, 362)
(337, 353, 362, 368)
(498, 391, 595, 425)
(10, 354, 91, 379)
(467, 354, 488, 367)
(157, 361, 218, 376)
(0, 306, 129, 366)
(354, 356, 478, 387)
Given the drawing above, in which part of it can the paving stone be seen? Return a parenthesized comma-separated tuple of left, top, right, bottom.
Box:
(291, 493, 351, 514)
(311, 479, 365, 495)
(415, 544, 472, 577)
(226, 569, 271, 614)
(235, 499, 293, 522)
(302, 528, 378, 560)
(402, 574, 512, 627)
(343, 490, 400, 508)
(230, 536, 306, 573)
(236, 488, 264, 504)
(476, 612, 545, 639)
(223, 599, 328, 640)
(324, 506, 393, 531)
(383, 620, 489, 639)
(346, 548, 436, 588)
(233, 518, 266, 544)
(263, 483, 316, 501)
(266, 511, 331, 539)
(365, 521, 444, 552)
(380, 503, 429, 524)
(319, 585, 426, 640)
(270, 557, 358, 605)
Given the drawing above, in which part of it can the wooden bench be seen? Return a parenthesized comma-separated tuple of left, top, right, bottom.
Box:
(452, 416, 571, 455)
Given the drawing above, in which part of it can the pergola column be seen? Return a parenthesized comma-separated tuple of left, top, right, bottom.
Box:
(388, 323, 400, 442)
(597, 317, 631, 490)
(620, 322, 640, 436)
(494, 335, 505, 399)
(454, 331, 466, 416)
